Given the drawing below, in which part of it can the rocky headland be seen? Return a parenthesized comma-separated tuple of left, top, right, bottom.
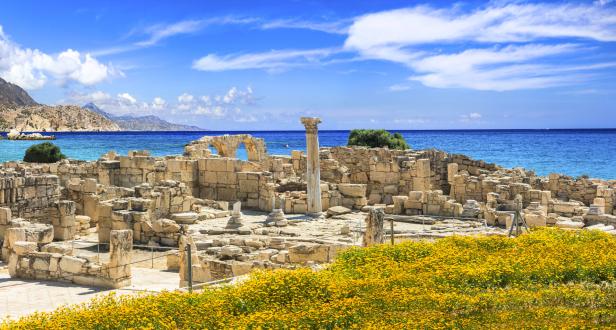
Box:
(0, 77, 204, 132)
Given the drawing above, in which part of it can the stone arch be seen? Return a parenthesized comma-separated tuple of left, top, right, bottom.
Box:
(184, 134, 266, 160)
(241, 135, 266, 161)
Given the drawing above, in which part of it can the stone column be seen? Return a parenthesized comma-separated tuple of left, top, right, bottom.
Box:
(301, 117, 323, 216)
(108, 229, 132, 288)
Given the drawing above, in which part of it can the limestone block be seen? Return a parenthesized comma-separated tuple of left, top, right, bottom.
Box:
(3, 228, 26, 249)
(13, 241, 37, 256)
(555, 219, 584, 229)
(7, 253, 18, 276)
(57, 200, 76, 217)
(0, 207, 12, 225)
(525, 213, 547, 227)
(166, 253, 180, 270)
(275, 251, 289, 263)
(192, 264, 212, 282)
(109, 230, 133, 280)
(368, 193, 382, 204)
(404, 200, 423, 210)
(327, 206, 351, 217)
(553, 202, 577, 214)
(392, 196, 408, 215)
(221, 245, 243, 258)
(416, 159, 431, 178)
(41, 242, 73, 255)
(338, 184, 367, 198)
(383, 185, 398, 195)
(83, 179, 97, 194)
(447, 163, 458, 183)
(152, 219, 181, 233)
(206, 159, 228, 172)
(288, 243, 330, 263)
(59, 256, 86, 274)
(231, 261, 253, 277)
(33, 257, 50, 271)
(24, 224, 54, 244)
(171, 212, 198, 224)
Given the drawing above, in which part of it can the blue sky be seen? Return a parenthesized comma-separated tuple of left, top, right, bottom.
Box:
(0, 0, 615, 130)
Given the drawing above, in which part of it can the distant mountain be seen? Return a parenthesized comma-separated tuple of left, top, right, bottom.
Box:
(0, 78, 120, 132)
(0, 77, 38, 107)
(83, 103, 204, 131)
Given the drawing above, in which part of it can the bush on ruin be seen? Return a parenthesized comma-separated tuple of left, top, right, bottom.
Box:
(347, 129, 409, 150)
(23, 142, 66, 163)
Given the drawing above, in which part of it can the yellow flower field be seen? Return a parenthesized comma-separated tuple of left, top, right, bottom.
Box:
(4, 228, 616, 329)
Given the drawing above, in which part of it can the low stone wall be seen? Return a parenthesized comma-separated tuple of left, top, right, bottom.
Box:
(8, 230, 133, 289)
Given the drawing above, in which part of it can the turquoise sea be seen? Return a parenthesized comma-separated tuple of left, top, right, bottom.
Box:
(1, 129, 615, 179)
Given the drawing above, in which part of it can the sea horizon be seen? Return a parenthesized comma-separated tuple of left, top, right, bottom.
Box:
(2, 129, 615, 179)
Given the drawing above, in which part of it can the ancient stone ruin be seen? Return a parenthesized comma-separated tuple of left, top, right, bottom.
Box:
(1, 117, 616, 288)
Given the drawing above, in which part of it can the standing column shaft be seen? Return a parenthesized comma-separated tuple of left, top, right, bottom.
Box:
(301, 117, 322, 215)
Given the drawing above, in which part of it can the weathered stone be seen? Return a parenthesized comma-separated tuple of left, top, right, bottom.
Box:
(326, 206, 351, 217)
(171, 212, 198, 224)
(59, 256, 86, 274)
(152, 219, 181, 233)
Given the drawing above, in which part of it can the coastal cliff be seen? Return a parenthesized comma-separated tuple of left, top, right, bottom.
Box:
(0, 104, 121, 132)
(0, 77, 120, 132)
(0, 77, 37, 107)
(0, 77, 201, 132)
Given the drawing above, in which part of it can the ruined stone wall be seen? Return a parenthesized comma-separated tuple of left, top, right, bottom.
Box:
(8, 229, 133, 288)
(544, 174, 598, 205)
(0, 171, 60, 221)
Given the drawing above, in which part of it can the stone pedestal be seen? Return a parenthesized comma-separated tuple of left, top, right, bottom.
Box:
(226, 201, 244, 228)
(265, 209, 288, 227)
(301, 117, 323, 217)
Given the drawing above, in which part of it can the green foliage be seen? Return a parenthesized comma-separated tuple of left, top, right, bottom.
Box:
(347, 129, 410, 150)
(23, 142, 66, 163)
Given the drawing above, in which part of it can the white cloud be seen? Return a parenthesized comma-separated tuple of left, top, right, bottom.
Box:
(152, 97, 166, 110)
(342, 2, 616, 91)
(193, 48, 340, 72)
(409, 44, 588, 91)
(177, 93, 194, 103)
(0, 25, 121, 89)
(66, 86, 258, 123)
(459, 112, 482, 123)
(260, 19, 350, 34)
(345, 3, 616, 50)
(136, 17, 258, 47)
(93, 17, 259, 56)
(117, 92, 137, 104)
(136, 20, 205, 47)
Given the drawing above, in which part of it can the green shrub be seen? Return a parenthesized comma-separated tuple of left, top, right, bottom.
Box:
(23, 142, 66, 163)
(347, 129, 410, 150)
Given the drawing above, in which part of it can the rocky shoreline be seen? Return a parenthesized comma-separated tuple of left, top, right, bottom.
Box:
(4, 129, 55, 140)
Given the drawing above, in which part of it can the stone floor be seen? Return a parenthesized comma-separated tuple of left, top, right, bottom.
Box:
(0, 267, 179, 321)
(187, 210, 506, 244)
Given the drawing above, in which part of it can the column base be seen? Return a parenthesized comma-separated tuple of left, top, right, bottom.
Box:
(306, 212, 325, 219)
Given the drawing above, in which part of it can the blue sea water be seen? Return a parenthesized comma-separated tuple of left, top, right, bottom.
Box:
(1, 129, 615, 179)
